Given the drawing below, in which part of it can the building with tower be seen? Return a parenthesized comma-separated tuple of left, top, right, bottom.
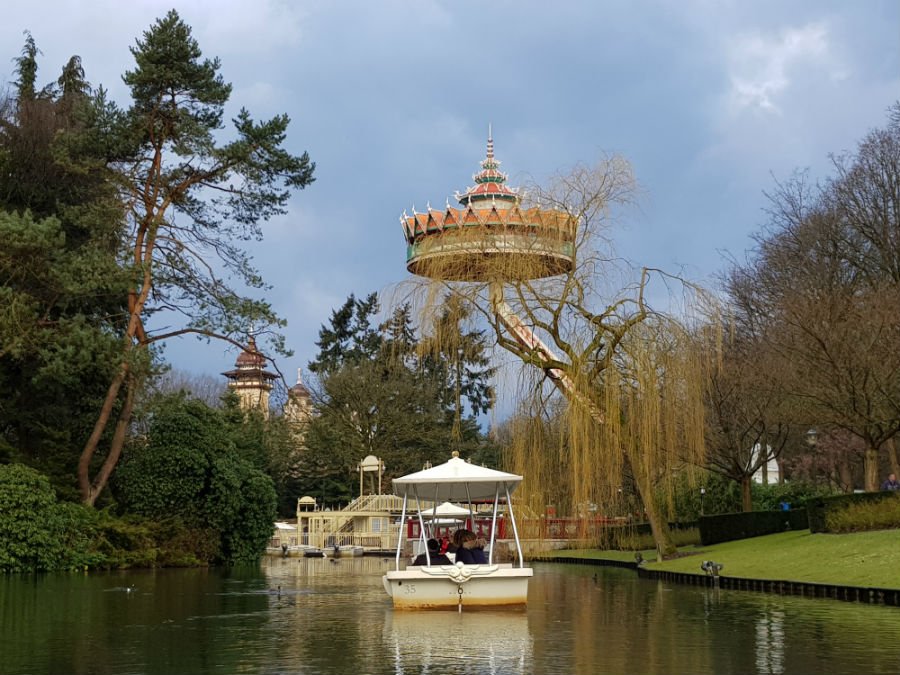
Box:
(222, 336, 278, 417)
(285, 368, 314, 427)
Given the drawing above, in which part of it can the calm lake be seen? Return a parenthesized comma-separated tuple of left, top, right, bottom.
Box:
(1, 556, 898, 675)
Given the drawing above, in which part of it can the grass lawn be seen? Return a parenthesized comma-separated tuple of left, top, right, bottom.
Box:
(541, 529, 900, 589)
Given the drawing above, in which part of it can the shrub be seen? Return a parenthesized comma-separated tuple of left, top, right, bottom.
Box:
(751, 481, 839, 511)
(112, 395, 277, 564)
(0, 464, 68, 572)
(699, 509, 809, 545)
(593, 522, 700, 550)
(823, 493, 900, 533)
(806, 492, 899, 533)
(666, 473, 742, 521)
(614, 527, 700, 551)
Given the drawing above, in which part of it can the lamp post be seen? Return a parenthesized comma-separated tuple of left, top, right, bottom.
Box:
(700, 487, 706, 516)
(806, 428, 818, 448)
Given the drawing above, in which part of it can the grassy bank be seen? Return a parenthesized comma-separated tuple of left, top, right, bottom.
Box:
(544, 529, 900, 589)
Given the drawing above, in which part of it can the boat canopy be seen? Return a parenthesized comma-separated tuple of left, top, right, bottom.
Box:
(416, 501, 471, 520)
(392, 454, 522, 502)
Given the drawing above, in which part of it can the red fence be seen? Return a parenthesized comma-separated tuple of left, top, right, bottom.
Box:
(405, 516, 631, 541)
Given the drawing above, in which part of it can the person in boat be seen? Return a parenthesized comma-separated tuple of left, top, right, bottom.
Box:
(453, 529, 488, 564)
(411, 538, 451, 566)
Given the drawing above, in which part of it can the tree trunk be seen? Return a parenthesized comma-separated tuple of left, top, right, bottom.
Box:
(887, 437, 900, 477)
(629, 457, 677, 559)
(84, 375, 137, 507)
(78, 361, 129, 503)
(741, 475, 753, 512)
(837, 460, 853, 493)
(864, 446, 879, 492)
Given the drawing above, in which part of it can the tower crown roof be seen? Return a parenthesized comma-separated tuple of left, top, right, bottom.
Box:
(455, 130, 519, 208)
(289, 368, 311, 399)
(222, 336, 277, 381)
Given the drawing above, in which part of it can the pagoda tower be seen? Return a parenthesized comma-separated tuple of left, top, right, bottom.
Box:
(401, 130, 575, 281)
(222, 336, 277, 417)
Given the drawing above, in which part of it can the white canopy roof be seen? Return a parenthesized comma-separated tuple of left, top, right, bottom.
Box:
(393, 454, 522, 502)
(416, 501, 471, 519)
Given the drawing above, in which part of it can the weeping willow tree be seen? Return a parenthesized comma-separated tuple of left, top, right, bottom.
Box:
(401, 153, 714, 557)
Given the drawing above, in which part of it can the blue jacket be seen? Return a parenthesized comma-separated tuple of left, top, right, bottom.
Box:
(455, 546, 487, 564)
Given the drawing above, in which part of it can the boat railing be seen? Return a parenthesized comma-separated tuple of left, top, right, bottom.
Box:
(317, 527, 400, 551)
(342, 494, 410, 513)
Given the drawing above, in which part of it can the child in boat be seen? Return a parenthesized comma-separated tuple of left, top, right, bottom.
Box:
(453, 529, 488, 564)
(411, 538, 451, 566)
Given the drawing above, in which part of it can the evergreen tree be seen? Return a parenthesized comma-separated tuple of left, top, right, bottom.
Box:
(73, 10, 315, 505)
(298, 294, 495, 503)
(0, 35, 125, 499)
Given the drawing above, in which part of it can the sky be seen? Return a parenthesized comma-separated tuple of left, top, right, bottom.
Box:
(2, 0, 898, 412)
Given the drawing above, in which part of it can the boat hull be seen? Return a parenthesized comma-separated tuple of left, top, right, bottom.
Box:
(383, 564, 532, 610)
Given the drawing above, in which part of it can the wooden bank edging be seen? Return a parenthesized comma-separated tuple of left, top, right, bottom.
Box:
(534, 555, 900, 607)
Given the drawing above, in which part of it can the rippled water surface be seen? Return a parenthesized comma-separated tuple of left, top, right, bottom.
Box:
(2, 557, 898, 674)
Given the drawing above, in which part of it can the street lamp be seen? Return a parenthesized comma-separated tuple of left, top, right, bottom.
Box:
(806, 428, 818, 448)
(700, 487, 706, 516)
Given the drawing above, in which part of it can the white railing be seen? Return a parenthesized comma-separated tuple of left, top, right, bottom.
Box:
(342, 493, 409, 513)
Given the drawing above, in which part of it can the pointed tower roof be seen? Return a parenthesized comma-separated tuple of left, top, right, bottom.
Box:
(455, 128, 520, 208)
(222, 336, 277, 382)
(289, 368, 311, 401)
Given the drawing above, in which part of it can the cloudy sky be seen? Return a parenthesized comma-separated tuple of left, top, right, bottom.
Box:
(2, 1, 898, 406)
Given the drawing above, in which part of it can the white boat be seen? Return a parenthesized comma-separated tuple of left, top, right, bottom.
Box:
(382, 451, 532, 610)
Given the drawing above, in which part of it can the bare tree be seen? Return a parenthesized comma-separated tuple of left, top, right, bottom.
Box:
(702, 327, 792, 510)
(409, 157, 712, 558)
(147, 369, 228, 407)
(728, 136, 900, 491)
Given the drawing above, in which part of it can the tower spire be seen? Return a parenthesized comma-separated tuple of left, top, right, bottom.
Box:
(486, 123, 494, 161)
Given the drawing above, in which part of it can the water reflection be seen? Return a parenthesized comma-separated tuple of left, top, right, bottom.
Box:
(1, 558, 898, 674)
(385, 610, 531, 674)
(755, 607, 785, 674)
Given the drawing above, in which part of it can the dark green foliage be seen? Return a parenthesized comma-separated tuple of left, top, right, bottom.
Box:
(0, 463, 67, 572)
(666, 471, 838, 523)
(666, 472, 743, 521)
(0, 12, 316, 506)
(807, 491, 900, 533)
(0, 464, 162, 572)
(698, 510, 809, 545)
(13, 31, 39, 101)
(301, 294, 496, 504)
(114, 398, 226, 517)
(308, 293, 381, 374)
(221, 471, 279, 563)
(0, 32, 126, 497)
(750, 481, 838, 511)
(113, 395, 277, 564)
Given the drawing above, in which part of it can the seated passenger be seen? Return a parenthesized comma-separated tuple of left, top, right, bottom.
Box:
(411, 538, 451, 566)
(453, 529, 488, 564)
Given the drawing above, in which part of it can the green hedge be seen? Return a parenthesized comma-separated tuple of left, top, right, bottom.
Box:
(806, 491, 900, 533)
(699, 509, 808, 545)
